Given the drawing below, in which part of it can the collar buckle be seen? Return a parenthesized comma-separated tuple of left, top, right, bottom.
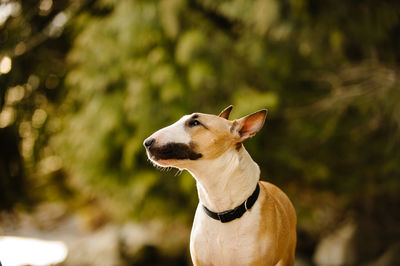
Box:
(217, 210, 234, 223)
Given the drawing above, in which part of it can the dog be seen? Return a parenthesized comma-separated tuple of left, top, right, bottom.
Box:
(144, 106, 296, 266)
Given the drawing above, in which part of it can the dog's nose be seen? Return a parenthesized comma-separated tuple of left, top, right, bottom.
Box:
(144, 138, 155, 148)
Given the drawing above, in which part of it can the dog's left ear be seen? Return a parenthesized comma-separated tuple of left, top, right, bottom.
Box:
(232, 109, 268, 141)
(218, 105, 233, 120)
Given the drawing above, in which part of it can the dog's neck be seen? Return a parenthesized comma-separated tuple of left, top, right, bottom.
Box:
(187, 146, 260, 212)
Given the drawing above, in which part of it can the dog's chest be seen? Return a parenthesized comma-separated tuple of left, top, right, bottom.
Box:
(190, 202, 269, 265)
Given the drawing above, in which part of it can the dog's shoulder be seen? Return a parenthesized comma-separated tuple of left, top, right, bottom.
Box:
(259, 181, 296, 224)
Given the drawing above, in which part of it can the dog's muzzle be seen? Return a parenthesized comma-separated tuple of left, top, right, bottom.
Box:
(143, 138, 202, 161)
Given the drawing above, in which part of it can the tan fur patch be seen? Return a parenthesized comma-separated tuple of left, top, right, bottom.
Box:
(235, 142, 243, 151)
(187, 113, 236, 159)
(251, 182, 296, 265)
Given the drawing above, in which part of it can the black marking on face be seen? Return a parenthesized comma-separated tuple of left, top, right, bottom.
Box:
(149, 142, 203, 161)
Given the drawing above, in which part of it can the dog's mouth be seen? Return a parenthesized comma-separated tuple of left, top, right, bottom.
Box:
(147, 142, 202, 163)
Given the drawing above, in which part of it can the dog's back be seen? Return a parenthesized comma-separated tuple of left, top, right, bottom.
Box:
(257, 181, 297, 265)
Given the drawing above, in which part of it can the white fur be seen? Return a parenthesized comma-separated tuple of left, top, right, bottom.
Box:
(152, 115, 191, 146)
(188, 147, 267, 265)
(188, 146, 260, 212)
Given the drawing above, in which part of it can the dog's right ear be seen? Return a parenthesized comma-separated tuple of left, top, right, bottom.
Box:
(232, 109, 267, 141)
(218, 105, 233, 120)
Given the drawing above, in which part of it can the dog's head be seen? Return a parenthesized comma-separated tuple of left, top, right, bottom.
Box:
(144, 106, 267, 169)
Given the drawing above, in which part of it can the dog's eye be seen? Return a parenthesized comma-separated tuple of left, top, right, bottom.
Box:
(188, 119, 201, 127)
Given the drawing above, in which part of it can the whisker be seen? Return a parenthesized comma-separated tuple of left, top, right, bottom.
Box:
(174, 169, 183, 176)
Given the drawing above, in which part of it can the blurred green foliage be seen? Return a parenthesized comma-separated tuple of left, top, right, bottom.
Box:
(1, 0, 400, 243)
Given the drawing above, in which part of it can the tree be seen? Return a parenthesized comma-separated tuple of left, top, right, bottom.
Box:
(1, 0, 400, 262)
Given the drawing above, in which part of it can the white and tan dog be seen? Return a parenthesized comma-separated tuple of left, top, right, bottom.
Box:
(144, 106, 296, 266)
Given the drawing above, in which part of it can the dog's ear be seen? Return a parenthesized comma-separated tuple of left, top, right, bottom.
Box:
(232, 109, 267, 141)
(218, 105, 233, 120)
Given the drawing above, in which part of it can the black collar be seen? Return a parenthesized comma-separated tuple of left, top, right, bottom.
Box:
(202, 183, 260, 223)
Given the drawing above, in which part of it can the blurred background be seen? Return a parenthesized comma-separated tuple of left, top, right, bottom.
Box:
(1, 0, 400, 265)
